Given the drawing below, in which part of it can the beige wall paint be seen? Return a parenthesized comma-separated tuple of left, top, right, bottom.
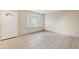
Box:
(0, 11, 2, 40)
(45, 11, 79, 37)
(18, 10, 44, 35)
(17, 11, 27, 35)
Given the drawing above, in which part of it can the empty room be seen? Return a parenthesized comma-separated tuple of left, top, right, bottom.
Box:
(0, 10, 79, 49)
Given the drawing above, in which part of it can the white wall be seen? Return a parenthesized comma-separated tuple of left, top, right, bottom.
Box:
(45, 11, 79, 37)
(2, 11, 18, 39)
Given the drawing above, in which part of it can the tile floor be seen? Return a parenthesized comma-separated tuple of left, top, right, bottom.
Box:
(0, 31, 79, 49)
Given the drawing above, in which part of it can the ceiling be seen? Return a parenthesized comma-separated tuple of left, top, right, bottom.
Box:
(30, 10, 60, 14)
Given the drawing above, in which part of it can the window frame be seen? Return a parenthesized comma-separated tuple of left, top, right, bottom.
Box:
(27, 14, 42, 29)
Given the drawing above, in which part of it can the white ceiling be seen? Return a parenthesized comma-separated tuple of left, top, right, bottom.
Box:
(30, 10, 60, 14)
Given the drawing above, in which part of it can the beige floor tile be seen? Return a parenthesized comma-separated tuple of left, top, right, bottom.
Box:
(0, 32, 79, 49)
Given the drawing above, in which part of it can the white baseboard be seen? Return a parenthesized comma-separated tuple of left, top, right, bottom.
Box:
(46, 30, 79, 37)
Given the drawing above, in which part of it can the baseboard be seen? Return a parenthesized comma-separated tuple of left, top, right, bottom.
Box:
(46, 30, 79, 38)
(1, 30, 45, 41)
(1, 36, 18, 41)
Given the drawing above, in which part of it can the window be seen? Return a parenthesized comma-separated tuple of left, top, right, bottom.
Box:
(28, 15, 42, 28)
